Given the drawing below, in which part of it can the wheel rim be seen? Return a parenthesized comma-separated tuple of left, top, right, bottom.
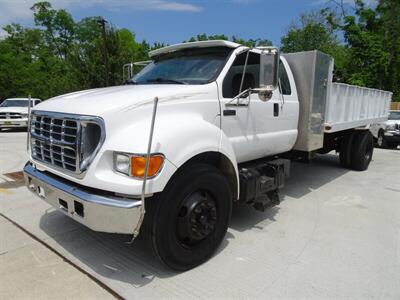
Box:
(377, 134, 383, 147)
(176, 190, 217, 247)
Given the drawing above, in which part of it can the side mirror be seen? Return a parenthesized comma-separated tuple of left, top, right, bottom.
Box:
(259, 47, 279, 101)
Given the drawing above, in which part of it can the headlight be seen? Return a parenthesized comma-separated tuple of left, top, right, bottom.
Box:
(386, 124, 396, 130)
(114, 153, 131, 175)
(113, 152, 165, 178)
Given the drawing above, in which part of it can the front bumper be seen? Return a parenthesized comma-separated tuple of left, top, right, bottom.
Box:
(384, 131, 400, 143)
(24, 162, 143, 234)
(0, 118, 28, 128)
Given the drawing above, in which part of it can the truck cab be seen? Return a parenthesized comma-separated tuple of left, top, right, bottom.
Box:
(0, 98, 41, 130)
(23, 40, 391, 271)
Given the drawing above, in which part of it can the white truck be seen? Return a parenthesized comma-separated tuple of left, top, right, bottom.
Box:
(0, 98, 41, 130)
(374, 110, 400, 149)
(23, 41, 392, 271)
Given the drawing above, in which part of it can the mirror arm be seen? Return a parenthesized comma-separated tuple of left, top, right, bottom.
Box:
(226, 88, 252, 107)
(237, 50, 250, 106)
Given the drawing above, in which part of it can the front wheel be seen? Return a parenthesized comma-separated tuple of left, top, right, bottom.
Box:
(142, 163, 232, 271)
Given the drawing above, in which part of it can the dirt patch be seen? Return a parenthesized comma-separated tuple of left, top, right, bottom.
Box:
(3, 171, 24, 182)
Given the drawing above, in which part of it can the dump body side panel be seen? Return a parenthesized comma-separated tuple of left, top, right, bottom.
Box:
(325, 83, 392, 133)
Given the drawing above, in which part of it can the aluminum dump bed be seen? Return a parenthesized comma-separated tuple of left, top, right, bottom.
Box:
(283, 50, 392, 152)
(325, 83, 392, 133)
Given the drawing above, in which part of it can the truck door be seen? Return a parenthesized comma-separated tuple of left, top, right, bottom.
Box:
(219, 51, 298, 163)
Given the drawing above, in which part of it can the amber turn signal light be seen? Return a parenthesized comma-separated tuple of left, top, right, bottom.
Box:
(131, 155, 164, 178)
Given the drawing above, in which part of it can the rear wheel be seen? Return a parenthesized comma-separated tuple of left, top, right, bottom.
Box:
(351, 131, 374, 171)
(339, 132, 355, 168)
(142, 163, 232, 271)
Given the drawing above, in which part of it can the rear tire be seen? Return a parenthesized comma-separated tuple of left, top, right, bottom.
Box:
(142, 163, 232, 271)
(339, 132, 355, 168)
(351, 131, 374, 171)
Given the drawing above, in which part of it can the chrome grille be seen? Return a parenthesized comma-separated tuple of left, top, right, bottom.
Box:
(30, 111, 105, 175)
(0, 112, 23, 119)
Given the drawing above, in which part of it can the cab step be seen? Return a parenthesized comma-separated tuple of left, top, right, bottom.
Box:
(238, 158, 290, 211)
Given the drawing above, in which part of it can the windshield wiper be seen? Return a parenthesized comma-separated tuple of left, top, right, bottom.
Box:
(145, 78, 187, 85)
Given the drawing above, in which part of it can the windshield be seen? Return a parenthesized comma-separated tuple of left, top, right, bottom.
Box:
(389, 111, 400, 120)
(130, 47, 232, 85)
(0, 100, 30, 107)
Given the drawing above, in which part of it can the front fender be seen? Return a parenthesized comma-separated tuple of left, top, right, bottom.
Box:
(106, 113, 239, 196)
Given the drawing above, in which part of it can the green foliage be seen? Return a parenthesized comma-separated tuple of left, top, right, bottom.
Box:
(280, 1, 400, 101)
(0, 1, 152, 100)
(0, 0, 399, 101)
(337, 0, 400, 100)
(281, 10, 349, 81)
(281, 11, 337, 53)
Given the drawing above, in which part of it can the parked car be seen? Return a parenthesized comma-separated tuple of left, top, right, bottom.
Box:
(370, 123, 386, 145)
(0, 98, 41, 130)
(23, 41, 392, 271)
(375, 110, 400, 149)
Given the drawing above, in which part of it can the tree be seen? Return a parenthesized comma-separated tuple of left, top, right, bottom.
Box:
(320, 0, 399, 100)
(31, 1, 75, 59)
(339, 1, 387, 88)
(376, 0, 400, 100)
(1, 0, 398, 102)
(336, 0, 399, 100)
(0, 1, 152, 100)
(281, 11, 349, 81)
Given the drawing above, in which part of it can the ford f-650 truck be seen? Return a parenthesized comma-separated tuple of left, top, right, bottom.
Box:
(23, 40, 392, 271)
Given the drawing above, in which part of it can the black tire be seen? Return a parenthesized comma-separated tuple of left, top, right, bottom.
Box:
(339, 132, 355, 168)
(351, 131, 374, 171)
(387, 142, 398, 149)
(142, 163, 232, 271)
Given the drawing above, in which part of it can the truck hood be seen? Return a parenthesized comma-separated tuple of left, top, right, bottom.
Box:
(33, 84, 212, 117)
(386, 120, 400, 126)
(0, 107, 28, 114)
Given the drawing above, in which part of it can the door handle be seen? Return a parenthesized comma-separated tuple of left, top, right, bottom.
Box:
(273, 103, 279, 117)
(223, 109, 236, 116)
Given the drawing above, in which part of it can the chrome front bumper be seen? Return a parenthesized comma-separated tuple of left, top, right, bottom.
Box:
(384, 130, 400, 142)
(24, 162, 142, 234)
(0, 119, 28, 128)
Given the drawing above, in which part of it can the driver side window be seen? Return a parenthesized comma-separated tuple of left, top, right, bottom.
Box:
(223, 52, 260, 99)
(223, 52, 291, 98)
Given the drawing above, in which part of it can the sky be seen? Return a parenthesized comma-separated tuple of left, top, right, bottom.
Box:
(0, 0, 373, 46)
